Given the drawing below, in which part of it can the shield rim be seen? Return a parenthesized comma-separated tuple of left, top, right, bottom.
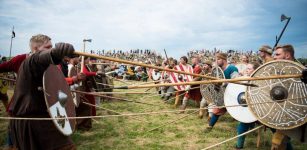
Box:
(200, 66, 225, 106)
(246, 60, 307, 130)
(224, 82, 257, 123)
(43, 65, 76, 136)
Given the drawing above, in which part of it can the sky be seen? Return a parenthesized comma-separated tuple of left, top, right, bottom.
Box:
(0, 0, 306, 59)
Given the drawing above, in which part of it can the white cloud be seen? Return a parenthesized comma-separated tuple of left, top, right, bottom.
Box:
(0, 0, 306, 59)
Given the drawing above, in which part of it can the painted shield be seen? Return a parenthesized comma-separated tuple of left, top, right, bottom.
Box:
(169, 64, 193, 91)
(247, 60, 307, 130)
(151, 69, 161, 81)
(68, 64, 81, 107)
(86, 65, 98, 91)
(224, 83, 257, 123)
(43, 65, 76, 136)
(200, 67, 225, 106)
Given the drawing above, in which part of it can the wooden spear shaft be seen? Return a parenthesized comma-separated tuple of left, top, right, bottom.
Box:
(74, 51, 255, 86)
(112, 74, 302, 89)
(90, 63, 111, 65)
(74, 51, 217, 80)
(0, 77, 16, 82)
(91, 91, 156, 94)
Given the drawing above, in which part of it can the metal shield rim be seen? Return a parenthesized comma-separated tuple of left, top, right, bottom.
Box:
(200, 66, 225, 106)
(224, 83, 257, 123)
(246, 60, 307, 130)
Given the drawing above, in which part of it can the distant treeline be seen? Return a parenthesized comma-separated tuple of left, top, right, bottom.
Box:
(297, 58, 307, 66)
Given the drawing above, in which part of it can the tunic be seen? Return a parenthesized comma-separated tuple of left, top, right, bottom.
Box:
(9, 50, 74, 150)
(184, 64, 202, 102)
(213, 64, 238, 115)
(0, 54, 27, 112)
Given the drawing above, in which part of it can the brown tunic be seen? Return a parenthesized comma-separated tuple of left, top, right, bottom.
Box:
(9, 50, 74, 150)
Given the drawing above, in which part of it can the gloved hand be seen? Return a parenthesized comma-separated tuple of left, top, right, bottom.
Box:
(72, 73, 86, 83)
(96, 71, 106, 78)
(301, 69, 307, 84)
(53, 42, 75, 58)
(185, 85, 191, 91)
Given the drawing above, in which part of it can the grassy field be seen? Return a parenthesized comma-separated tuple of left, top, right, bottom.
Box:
(1, 80, 307, 150)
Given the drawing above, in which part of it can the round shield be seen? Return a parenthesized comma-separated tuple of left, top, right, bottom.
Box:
(151, 69, 161, 81)
(86, 65, 98, 91)
(200, 67, 225, 106)
(43, 65, 76, 136)
(224, 83, 257, 123)
(247, 60, 307, 130)
(169, 64, 193, 91)
(68, 64, 81, 107)
(70, 84, 81, 107)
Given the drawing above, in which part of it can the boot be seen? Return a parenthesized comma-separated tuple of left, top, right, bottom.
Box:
(199, 108, 205, 119)
(163, 96, 170, 102)
(204, 125, 213, 133)
(179, 98, 188, 114)
(198, 99, 207, 119)
(174, 93, 180, 108)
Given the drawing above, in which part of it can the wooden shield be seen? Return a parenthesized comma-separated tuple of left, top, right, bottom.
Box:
(247, 60, 307, 130)
(68, 64, 81, 107)
(43, 65, 76, 136)
(200, 67, 225, 106)
(224, 83, 257, 123)
(86, 65, 98, 91)
(169, 64, 193, 91)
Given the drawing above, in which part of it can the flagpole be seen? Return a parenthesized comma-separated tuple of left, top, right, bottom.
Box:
(9, 26, 14, 58)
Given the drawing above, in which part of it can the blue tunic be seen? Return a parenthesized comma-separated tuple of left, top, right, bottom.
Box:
(224, 65, 238, 79)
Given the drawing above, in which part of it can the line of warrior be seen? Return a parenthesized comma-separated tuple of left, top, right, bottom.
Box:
(0, 34, 306, 150)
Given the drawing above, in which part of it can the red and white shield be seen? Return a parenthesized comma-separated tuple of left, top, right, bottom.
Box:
(169, 64, 193, 91)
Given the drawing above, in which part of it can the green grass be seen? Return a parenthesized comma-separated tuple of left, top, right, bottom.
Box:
(1, 81, 306, 149)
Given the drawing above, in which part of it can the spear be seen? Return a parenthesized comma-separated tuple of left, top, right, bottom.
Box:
(73, 51, 254, 86)
(110, 74, 302, 89)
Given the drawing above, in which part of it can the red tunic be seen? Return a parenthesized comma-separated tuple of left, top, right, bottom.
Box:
(0, 54, 27, 74)
(184, 64, 202, 102)
(0, 54, 27, 112)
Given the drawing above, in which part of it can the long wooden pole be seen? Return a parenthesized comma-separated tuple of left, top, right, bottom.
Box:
(0, 77, 16, 82)
(74, 51, 218, 80)
(111, 74, 302, 89)
(90, 63, 111, 65)
(91, 91, 156, 94)
(74, 51, 255, 86)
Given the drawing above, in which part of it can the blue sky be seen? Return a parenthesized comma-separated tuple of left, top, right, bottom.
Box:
(0, 0, 306, 59)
